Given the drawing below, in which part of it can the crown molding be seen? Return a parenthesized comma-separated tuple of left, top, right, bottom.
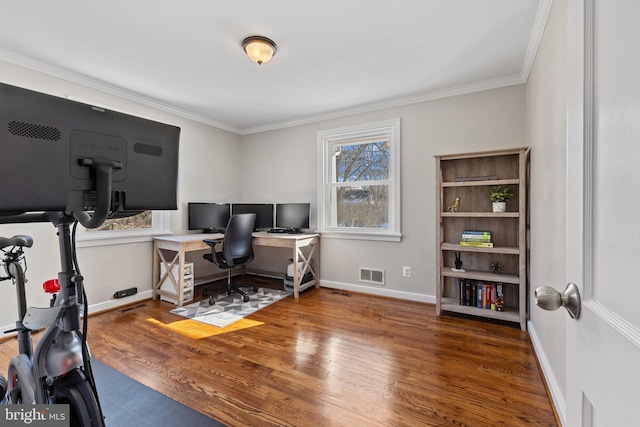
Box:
(0, 48, 241, 134)
(520, 0, 554, 81)
(239, 74, 525, 135)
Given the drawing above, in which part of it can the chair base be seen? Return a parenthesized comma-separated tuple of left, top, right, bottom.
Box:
(202, 272, 258, 305)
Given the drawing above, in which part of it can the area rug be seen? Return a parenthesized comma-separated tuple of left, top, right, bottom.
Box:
(170, 287, 291, 328)
(92, 359, 223, 426)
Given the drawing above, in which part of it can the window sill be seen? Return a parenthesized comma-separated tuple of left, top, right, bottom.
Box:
(75, 230, 172, 248)
(319, 230, 402, 242)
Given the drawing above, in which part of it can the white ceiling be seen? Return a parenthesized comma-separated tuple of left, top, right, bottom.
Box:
(0, 1, 548, 135)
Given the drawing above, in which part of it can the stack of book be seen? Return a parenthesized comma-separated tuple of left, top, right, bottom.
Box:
(459, 279, 504, 311)
(460, 230, 493, 247)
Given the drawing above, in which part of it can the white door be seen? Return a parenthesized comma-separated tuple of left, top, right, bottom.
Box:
(564, 0, 640, 425)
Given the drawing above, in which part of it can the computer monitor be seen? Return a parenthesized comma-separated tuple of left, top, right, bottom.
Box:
(0, 82, 180, 226)
(232, 203, 274, 230)
(275, 203, 310, 233)
(188, 203, 230, 233)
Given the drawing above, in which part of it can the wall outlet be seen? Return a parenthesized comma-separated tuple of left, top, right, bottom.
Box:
(403, 266, 411, 277)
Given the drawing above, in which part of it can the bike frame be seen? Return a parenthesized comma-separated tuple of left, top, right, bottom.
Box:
(2, 216, 101, 418)
(1, 159, 122, 425)
(25, 217, 86, 402)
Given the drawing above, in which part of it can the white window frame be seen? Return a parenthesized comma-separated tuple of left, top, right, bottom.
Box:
(317, 118, 401, 242)
(75, 210, 171, 247)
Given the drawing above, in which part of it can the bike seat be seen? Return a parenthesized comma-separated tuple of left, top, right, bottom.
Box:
(0, 235, 33, 250)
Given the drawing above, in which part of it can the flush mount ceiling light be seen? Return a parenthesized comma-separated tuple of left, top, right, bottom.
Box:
(242, 36, 277, 65)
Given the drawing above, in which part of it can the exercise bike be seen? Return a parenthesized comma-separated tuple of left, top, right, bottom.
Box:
(0, 213, 104, 426)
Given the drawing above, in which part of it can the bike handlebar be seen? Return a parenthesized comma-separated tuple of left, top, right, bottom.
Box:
(72, 158, 122, 229)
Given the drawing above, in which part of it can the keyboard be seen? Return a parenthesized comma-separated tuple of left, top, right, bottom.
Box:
(267, 228, 288, 233)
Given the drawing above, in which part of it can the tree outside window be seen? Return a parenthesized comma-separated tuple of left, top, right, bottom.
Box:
(87, 210, 152, 231)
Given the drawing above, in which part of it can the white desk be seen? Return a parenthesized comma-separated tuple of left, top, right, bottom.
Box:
(152, 232, 320, 306)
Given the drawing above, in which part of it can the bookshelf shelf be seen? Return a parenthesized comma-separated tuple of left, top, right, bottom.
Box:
(440, 298, 521, 323)
(441, 212, 520, 218)
(442, 178, 519, 188)
(441, 242, 520, 255)
(440, 267, 519, 284)
(435, 147, 529, 330)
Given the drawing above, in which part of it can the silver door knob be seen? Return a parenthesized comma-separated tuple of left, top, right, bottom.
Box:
(534, 283, 581, 319)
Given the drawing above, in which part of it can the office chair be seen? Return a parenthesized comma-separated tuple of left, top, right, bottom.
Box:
(202, 213, 258, 305)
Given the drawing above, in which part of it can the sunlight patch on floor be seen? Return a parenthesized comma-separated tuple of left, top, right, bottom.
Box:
(146, 317, 264, 338)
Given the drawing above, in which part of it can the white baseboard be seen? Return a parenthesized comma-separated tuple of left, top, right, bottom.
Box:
(1, 290, 155, 339)
(319, 280, 436, 304)
(527, 320, 566, 427)
(88, 289, 155, 314)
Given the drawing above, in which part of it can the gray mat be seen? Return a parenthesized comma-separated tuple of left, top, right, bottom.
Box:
(170, 287, 291, 328)
(92, 359, 223, 426)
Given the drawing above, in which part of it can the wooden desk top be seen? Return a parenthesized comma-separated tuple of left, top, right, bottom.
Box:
(153, 232, 319, 244)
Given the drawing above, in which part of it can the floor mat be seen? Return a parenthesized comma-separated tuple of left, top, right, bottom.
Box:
(169, 287, 291, 328)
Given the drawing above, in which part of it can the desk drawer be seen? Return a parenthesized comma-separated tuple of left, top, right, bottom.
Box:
(161, 287, 194, 305)
(160, 262, 194, 278)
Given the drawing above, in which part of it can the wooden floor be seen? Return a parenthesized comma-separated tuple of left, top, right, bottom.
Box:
(0, 279, 558, 427)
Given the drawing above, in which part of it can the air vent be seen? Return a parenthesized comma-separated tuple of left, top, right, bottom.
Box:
(359, 267, 385, 285)
(134, 142, 162, 157)
(8, 120, 60, 141)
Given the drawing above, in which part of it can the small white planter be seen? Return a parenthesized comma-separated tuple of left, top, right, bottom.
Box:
(492, 202, 506, 213)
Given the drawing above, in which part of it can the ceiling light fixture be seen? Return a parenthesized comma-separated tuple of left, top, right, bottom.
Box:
(242, 36, 277, 65)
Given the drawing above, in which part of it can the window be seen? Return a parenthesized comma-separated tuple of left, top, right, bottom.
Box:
(317, 118, 401, 241)
(90, 210, 152, 231)
(76, 210, 170, 247)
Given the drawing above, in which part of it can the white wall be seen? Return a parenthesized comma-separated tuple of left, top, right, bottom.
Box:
(525, 0, 568, 423)
(0, 60, 241, 330)
(240, 85, 526, 298)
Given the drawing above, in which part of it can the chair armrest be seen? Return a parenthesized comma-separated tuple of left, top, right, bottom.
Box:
(203, 239, 223, 247)
(203, 239, 223, 265)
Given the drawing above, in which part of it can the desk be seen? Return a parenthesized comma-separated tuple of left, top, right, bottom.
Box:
(152, 232, 320, 306)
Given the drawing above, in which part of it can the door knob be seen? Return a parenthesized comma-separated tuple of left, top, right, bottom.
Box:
(535, 283, 581, 319)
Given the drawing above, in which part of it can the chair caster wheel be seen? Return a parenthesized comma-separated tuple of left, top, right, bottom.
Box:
(202, 290, 208, 297)
(208, 296, 215, 305)
(252, 286, 258, 292)
(243, 295, 250, 302)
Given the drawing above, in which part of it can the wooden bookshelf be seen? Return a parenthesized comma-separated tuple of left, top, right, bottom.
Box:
(435, 147, 529, 330)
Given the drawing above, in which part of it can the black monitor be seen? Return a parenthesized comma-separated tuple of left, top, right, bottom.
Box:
(0, 82, 180, 228)
(188, 203, 230, 233)
(232, 203, 274, 230)
(275, 203, 310, 233)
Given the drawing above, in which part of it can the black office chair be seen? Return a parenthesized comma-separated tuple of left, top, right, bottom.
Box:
(202, 213, 258, 305)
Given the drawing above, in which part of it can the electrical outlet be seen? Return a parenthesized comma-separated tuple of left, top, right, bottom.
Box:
(403, 266, 411, 277)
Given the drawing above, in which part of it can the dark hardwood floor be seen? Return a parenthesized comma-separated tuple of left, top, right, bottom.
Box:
(0, 278, 558, 426)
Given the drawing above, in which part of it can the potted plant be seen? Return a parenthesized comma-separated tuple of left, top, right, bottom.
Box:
(489, 186, 513, 212)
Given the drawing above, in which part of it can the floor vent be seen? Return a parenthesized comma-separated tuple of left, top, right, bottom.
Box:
(331, 291, 352, 297)
(359, 267, 385, 285)
(120, 303, 146, 313)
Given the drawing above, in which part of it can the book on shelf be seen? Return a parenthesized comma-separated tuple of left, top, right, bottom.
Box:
(460, 241, 494, 248)
(458, 279, 505, 311)
(461, 237, 492, 243)
(462, 230, 491, 236)
(496, 284, 504, 311)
